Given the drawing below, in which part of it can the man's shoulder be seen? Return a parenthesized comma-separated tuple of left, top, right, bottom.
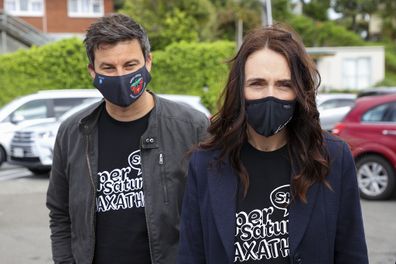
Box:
(58, 100, 103, 134)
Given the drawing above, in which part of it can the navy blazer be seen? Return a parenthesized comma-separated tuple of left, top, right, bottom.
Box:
(178, 135, 368, 264)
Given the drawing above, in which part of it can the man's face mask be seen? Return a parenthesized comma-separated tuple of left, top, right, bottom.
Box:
(93, 65, 152, 107)
(245, 96, 296, 137)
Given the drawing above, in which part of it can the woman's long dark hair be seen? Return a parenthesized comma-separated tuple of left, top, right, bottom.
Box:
(200, 24, 330, 202)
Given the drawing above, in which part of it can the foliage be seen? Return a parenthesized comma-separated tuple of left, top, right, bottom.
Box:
(211, 0, 262, 41)
(0, 38, 235, 111)
(299, 0, 330, 21)
(0, 38, 91, 106)
(120, 0, 216, 50)
(287, 15, 365, 47)
(150, 41, 235, 112)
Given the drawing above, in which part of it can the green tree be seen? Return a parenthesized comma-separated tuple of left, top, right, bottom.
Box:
(210, 0, 261, 41)
(120, 0, 216, 50)
(332, 0, 379, 39)
(300, 0, 330, 21)
(376, 1, 396, 42)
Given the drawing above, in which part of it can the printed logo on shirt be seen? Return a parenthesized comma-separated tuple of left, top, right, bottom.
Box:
(234, 184, 290, 262)
(96, 149, 145, 213)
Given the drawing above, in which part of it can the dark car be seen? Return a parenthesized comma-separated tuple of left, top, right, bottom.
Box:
(332, 94, 396, 200)
(357, 87, 396, 98)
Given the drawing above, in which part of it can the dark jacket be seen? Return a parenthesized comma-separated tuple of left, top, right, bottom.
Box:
(47, 94, 209, 264)
(178, 134, 368, 264)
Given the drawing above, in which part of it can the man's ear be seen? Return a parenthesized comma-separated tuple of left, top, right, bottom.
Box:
(145, 53, 153, 72)
(88, 64, 96, 79)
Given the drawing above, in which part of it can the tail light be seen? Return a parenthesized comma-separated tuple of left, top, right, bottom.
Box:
(332, 123, 345, 135)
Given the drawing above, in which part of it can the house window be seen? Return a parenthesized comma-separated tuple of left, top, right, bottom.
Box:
(68, 0, 104, 18)
(342, 57, 371, 90)
(4, 0, 44, 16)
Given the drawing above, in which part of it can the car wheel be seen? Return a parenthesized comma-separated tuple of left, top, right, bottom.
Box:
(0, 146, 6, 167)
(356, 155, 395, 200)
(28, 168, 51, 175)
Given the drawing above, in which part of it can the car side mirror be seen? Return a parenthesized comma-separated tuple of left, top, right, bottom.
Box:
(10, 114, 25, 124)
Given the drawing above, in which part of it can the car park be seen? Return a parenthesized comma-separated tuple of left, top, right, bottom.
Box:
(316, 93, 356, 131)
(356, 86, 396, 98)
(8, 94, 210, 174)
(0, 89, 102, 167)
(332, 94, 396, 200)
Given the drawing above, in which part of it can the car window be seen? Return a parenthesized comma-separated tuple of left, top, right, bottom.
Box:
(384, 102, 396, 122)
(53, 98, 94, 118)
(319, 99, 355, 110)
(362, 103, 395, 122)
(11, 99, 48, 121)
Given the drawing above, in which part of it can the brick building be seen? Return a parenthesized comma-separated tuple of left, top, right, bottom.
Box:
(1, 0, 113, 37)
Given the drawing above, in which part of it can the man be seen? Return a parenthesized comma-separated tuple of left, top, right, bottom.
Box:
(47, 14, 209, 264)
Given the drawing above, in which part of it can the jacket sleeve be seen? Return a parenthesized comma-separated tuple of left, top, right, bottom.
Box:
(197, 116, 210, 142)
(178, 152, 206, 264)
(334, 142, 368, 263)
(46, 124, 75, 263)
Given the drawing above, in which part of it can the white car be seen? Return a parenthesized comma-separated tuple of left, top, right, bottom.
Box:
(0, 89, 102, 166)
(316, 93, 356, 131)
(9, 94, 210, 174)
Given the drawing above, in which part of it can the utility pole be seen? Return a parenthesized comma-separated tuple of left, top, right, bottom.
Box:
(261, 0, 273, 26)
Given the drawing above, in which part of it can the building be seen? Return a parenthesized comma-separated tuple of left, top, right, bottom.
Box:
(307, 46, 385, 91)
(0, 0, 113, 53)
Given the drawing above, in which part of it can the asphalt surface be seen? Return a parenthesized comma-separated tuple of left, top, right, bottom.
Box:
(0, 163, 395, 264)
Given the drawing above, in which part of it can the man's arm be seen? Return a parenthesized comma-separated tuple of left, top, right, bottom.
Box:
(46, 125, 75, 263)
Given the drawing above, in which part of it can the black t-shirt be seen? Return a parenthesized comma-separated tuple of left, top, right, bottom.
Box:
(94, 109, 151, 264)
(234, 142, 291, 264)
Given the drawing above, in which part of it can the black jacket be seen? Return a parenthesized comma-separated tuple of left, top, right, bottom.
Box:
(47, 94, 209, 264)
(178, 134, 368, 264)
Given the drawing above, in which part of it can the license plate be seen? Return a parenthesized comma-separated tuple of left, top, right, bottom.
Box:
(13, 148, 24, 158)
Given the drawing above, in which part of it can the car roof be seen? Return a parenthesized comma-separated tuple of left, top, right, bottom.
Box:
(343, 93, 396, 122)
(316, 93, 356, 105)
(0, 89, 102, 121)
(356, 87, 396, 98)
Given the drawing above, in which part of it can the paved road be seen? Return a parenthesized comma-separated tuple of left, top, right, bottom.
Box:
(0, 164, 395, 264)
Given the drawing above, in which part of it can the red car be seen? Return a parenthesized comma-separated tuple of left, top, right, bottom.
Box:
(332, 94, 396, 200)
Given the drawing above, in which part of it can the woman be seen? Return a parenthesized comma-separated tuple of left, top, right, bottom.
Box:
(178, 24, 368, 264)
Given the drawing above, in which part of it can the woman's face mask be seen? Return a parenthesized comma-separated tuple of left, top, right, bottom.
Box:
(245, 96, 296, 137)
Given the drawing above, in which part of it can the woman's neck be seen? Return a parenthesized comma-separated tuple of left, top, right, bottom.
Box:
(246, 125, 288, 152)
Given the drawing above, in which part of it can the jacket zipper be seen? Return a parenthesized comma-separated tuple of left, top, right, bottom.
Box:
(141, 150, 154, 263)
(85, 135, 96, 264)
(159, 153, 169, 204)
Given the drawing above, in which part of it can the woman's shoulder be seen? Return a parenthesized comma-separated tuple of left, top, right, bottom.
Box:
(322, 132, 349, 154)
(190, 148, 220, 164)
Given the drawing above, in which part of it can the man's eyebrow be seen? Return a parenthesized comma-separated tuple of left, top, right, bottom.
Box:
(124, 59, 140, 65)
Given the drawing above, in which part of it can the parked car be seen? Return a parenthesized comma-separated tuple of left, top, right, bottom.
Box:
(9, 94, 210, 174)
(0, 89, 102, 166)
(316, 93, 356, 131)
(332, 94, 396, 200)
(356, 86, 396, 98)
(158, 94, 211, 118)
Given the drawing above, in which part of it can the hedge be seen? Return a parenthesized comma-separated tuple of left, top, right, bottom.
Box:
(0, 38, 91, 106)
(0, 38, 234, 111)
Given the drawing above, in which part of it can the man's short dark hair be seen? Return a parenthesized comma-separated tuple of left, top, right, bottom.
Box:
(84, 13, 151, 64)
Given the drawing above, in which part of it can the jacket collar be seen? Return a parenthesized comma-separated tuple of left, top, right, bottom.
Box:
(207, 159, 319, 262)
(78, 92, 160, 149)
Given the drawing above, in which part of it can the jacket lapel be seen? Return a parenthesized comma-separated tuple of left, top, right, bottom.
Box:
(207, 163, 238, 263)
(289, 182, 320, 254)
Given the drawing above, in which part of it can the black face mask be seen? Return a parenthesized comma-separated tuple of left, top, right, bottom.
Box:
(245, 96, 296, 137)
(93, 66, 152, 107)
